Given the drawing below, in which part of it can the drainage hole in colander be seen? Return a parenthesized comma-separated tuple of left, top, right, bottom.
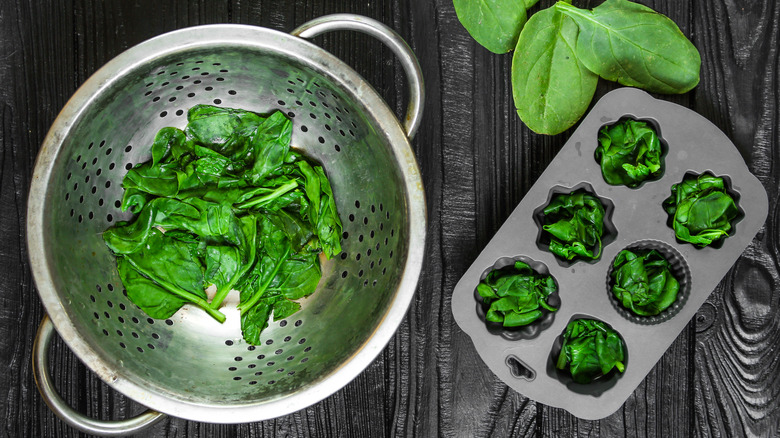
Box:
(120, 342, 126, 348)
(279, 320, 288, 327)
(274, 349, 283, 355)
(102, 329, 109, 336)
(267, 361, 275, 367)
(194, 80, 202, 85)
(310, 113, 317, 120)
(160, 111, 168, 118)
(283, 336, 291, 342)
(116, 330, 123, 337)
(268, 380, 276, 385)
(176, 110, 184, 116)
(294, 320, 302, 327)
(225, 340, 234, 346)
(301, 125, 308, 133)
(213, 99, 222, 105)
(229, 90, 236, 95)
(234, 356, 243, 362)
(153, 96, 161, 102)
(229, 366, 237, 371)
(247, 345, 256, 351)
(117, 316, 124, 323)
(233, 377, 241, 381)
(257, 354, 265, 360)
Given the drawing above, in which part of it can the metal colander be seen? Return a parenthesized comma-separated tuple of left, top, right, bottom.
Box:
(27, 15, 425, 435)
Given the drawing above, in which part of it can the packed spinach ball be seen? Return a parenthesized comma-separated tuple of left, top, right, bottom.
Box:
(556, 319, 626, 384)
(476, 261, 558, 327)
(595, 118, 663, 187)
(540, 191, 605, 261)
(610, 249, 680, 316)
(662, 173, 739, 247)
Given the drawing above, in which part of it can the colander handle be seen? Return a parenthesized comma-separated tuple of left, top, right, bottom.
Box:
(291, 14, 425, 140)
(33, 315, 166, 436)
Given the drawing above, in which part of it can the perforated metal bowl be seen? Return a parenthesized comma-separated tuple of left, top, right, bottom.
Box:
(27, 15, 425, 435)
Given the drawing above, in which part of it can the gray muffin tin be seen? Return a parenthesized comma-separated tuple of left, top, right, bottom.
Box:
(451, 87, 769, 420)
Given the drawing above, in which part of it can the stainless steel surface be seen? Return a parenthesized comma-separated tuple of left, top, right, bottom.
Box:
(291, 14, 425, 140)
(33, 315, 166, 436)
(27, 14, 426, 431)
(451, 88, 769, 420)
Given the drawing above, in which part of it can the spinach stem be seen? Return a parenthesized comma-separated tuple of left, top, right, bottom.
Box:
(235, 181, 298, 209)
(125, 257, 227, 323)
(239, 246, 291, 314)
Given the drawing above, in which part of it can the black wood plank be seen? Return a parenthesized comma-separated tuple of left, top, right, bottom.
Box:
(1, 0, 778, 436)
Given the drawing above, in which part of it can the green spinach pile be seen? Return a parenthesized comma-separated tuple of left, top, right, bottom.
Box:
(662, 174, 738, 247)
(595, 119, 663, 187)
(103, 105, 343, 345)
(610, 249, 679, 316)
(556, 318, 626, 384)
(454, 0, 701, 135)
(540, 192, 605, 261)
(476, 261, 558, 327)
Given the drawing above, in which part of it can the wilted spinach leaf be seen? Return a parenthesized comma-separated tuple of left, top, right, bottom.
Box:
(662, 174, 738, 247)
(541, 192, 605, 261)
(511, 6, 598, 135)
(595, 119, 663, 187)
(610, 249, 679, 316)
(454, 0, 528, 54)
(104, 105, 343, 344)
(556, 318, 626, 384)
(477, 261, 558, 327)
(555, 0, 700, 94)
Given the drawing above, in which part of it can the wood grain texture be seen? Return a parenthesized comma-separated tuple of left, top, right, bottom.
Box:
(1, 0, 778, 437)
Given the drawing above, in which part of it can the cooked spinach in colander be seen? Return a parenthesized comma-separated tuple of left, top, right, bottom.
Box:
(103, 105, 343, 345)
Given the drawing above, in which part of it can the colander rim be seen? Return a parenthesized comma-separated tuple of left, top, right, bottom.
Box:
(26, 22, 426, 423)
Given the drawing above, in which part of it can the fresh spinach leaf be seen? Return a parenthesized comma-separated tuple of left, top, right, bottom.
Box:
(117, 257, 187, 319)
(453, 0, 528, 54)
(662, 174, 739, 247)
(555, 0, 701, 94)
(104, 105, 343, 344)
(511, 6, 598, 135)
(556, 318, 626, 384)
(477, 260, 557, 327)
(595, 118, 663, 187)
(541, 192, 605, 261)
(611, 249, 679, 316)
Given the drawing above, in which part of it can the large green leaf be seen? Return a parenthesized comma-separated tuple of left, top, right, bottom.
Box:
(512, 7, 598, 135)
(555, 0, 700, 94)
(453, 0, 527, 54)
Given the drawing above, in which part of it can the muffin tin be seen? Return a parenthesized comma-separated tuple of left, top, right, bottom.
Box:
(451, 87, 769, 420)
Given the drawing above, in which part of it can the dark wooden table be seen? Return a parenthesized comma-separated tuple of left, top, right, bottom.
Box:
(2, 0, 778, 436)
